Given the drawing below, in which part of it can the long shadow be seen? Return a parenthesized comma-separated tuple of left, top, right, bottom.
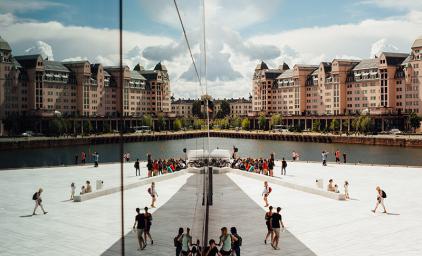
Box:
(19, 214, 34, 218)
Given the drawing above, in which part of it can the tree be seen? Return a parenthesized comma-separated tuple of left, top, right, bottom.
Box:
(409, 112, 421, 132)
(329, 119, 340, 132)
(49, 118, 64, 136)
(269, 114, 282, 129)
(230, 115, 241, 128)
(312, 120, 321, 132)
(220, 100, 231, 117)
(258, 113, 266, 130)
(193, 118, 205, 129)
(173, 118, 182, 131)
(157, 113, 166, 131)
(192, 100, 203, 118)
(241, 118, 250, 130)
(142, 114, 153, 128)
(352, 115, 372, 134)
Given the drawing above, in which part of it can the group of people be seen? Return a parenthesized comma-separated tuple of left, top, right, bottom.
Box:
(144, 155, 187, 177)
(327, 179, 350, 199)
(133, 207, 154, 251)
(231, 157, 276, 176)
(174, 226, 242, 256)
(74, 151, 100, 167)
(322, 149, 347, 166)
(72, 180, 92, 197)
(264, 206, 285, 250)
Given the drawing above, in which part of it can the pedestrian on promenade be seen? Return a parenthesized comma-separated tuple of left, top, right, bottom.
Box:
(179, 227, 192, 256)
(148, 182, 158, 208)
(262, 181, 272, 207)
(70, 182, 76, 200)
(147, 157, 153, 178)
(126, 152, 131, 162)
(81, 151, 86, 164)
(262, 160, 268, 176)
(74, 154, 78, 165)
(268, 159, 274, 177)
(133, 208, 146, 251)
(205, 239, 219, 256)
(335, 149, 341, 164)
(32, 188, 47, 215)
(218, 227, 237, 256)
(321, 151, 329, 166)
(143, 207, 153, 245)
(134, 159, 140, 176)
(85, 180, 92, 193)
(372, 186, 388, 213)
(281, 158, 287, 175)
(292, 151, 297, 161)
(230, 227, 242, 256)
(344, 181, 350, 199)
(264, 206, 274, 245)
(271, 207, 285, 250)
(92, 152, 99, 167)
(343, 153, 347, 163)
(174, 227, 184, 256)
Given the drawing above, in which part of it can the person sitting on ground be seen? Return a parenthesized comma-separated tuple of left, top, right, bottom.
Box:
(327, 179, 336, 192)
(80, 186, 86, 195)
(85, 181, 92, 193)
(334, 184, 340, 193)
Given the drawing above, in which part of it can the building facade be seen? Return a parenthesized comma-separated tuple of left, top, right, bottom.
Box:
(0, 36, 172, 127)
(252, 36, 422, 117)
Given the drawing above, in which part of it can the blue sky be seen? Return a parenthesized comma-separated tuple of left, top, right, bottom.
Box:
(1, 0, 422, 98)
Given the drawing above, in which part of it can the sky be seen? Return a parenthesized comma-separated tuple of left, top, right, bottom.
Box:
(1, 0, 422, 99)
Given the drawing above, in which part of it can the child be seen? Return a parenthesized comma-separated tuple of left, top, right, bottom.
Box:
(344, 181, 350, 199)
(70, 183, 76, 200)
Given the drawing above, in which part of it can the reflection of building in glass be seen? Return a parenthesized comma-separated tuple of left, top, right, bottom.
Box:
(251, 36, 422, 116)
(0, 36, 171, 120)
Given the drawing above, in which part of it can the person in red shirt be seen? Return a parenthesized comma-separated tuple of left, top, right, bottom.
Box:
(263, 160, 269, 176)
(81, 151, 86, 164)
(335, 149, 341, 164)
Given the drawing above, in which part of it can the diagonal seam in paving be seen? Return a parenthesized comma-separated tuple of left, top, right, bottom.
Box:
(102, 173, 317, 256)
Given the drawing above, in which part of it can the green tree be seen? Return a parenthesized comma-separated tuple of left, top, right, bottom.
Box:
(269, 114, 282, 129)
(193, 118, 205, 129)
(173, 118, 182, 131)
(231, 115, 241, 128)
(220, 100, 231, 117)
(241, 118, 250, 130)
(258, 113, 266, 130)
(329, 119, 340, 132)
(157, 113, 166, 131)
(192, 100, 203, 118)
(312, 120, 321, 132)
(142, 114, 153, 128)
(359, 116, 372, 134)
(49, 118, 64, 136)
(409, 112, 422, 132)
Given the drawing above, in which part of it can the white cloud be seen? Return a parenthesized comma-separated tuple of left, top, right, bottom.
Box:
(25, 40, 54, 60)
(61, 56, 88, 62)
(362, 0, 422, 10)
(369, 38, 399, 58)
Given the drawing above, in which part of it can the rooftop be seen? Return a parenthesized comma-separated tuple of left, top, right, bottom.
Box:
(352, 58, 379, 71)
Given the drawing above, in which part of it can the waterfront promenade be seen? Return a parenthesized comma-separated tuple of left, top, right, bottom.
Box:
(0, 161, 421, 255)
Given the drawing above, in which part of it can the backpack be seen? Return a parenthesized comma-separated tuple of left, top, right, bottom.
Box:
(148, 188, 152, 195)
(32, 192, 38, 200)
(236, 234, 242, 247)
(381, 190, 387, 198)
(268, 187, 272, 193)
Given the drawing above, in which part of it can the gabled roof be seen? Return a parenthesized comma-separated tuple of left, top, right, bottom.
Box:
(12, 58, 22, 69)
(412, 35, 422, 48)
(295, 64, 319, 69)
(154, 62, 167, 71)
(401, 55, 412, 66)
(130, 70, 146, 80)
(44, 60, 70, 72)
(0, 36, 11, 51)
(134, 64, 145, 71)
(352, 59, 378, 71)
(278, 62, 290, 71)
(264, 69, 283, 79)
(139, 70, 158, 80)
(255, 61, 269, 70)
(381, 52, 409, 66)
(277, 69, 294, 79)
(14, 54, 42, 68)
(320, 62, 332, 73)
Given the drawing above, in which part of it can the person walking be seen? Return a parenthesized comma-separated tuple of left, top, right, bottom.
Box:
(321, 151, 329, 166)
(335, 149, 341, 164)
(264, 206, 274, 245)
(372, 186, 388, 213)
(74, 154, 78, 165)
(262, 181, 272, 207)
(271, 207, 285, 250)
(148, 182, 158, 208)
(70, 183, 76, 200)
(179, 227, 192, 256)
(32, 188, 47, 215)
(133, 208, 146, 251)
(81, 151, 86, 164)
(268, 159, 274, 177)
(147, 158, 153, 177)
(281, 158, 287, 176)
(343, 153, 347, 163)
(218, 227, 237, 256)
(92, 152, 99, 167)
(134, 159, 140, 176)
(174, 228, 184, 256)
(230, 227, 242, 256)
(143, 207, 153, 245)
